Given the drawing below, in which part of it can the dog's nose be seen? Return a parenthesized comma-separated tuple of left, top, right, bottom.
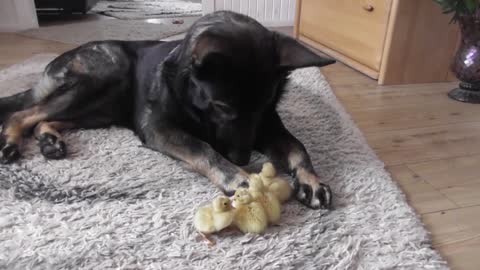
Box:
(227, 150, 250, 166)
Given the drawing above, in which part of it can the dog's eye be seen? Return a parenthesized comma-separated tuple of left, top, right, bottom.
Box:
(212, 101, 237, 121)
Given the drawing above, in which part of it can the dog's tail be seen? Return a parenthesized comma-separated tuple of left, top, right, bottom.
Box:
(0, 89, 35, 124)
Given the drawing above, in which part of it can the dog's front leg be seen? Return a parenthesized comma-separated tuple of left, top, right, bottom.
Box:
(256, 112, 332, 209)
(142, 125, 250, 195)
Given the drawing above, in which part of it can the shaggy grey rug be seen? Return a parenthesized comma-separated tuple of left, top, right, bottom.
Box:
(0, 55, 448, 270)
(92, 0, 202, 20)
(21, 18, 193, 45)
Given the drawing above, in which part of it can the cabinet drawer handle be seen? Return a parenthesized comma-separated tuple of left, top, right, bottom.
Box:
(363, 4, 374, 12)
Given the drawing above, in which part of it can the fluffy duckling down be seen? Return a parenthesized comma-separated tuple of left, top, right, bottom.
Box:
(259, 162, 292, 203)
(194, 196, 235, 234)
(232, 188, 268, 234)
(248, 174, 281, 225)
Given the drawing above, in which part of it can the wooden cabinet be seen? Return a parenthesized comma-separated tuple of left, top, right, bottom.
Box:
(295, 0, 460, 85)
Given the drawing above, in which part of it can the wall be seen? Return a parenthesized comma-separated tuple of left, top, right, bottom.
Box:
(0, 0, 38, 32)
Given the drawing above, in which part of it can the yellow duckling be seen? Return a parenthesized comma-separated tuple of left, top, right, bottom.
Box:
(261, 162, 277, 178)
(248, 173, 267, 195)
(194, 196, 235, 235)
(259, 163, 292, 203)
(248, 175, 281, 225)
(232, 188, 268, 234)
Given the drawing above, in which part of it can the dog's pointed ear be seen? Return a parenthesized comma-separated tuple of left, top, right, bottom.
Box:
(276, 34, 335, 70)
(191, 34, 231, 78)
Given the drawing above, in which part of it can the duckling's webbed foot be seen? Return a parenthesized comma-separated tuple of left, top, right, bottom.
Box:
(197, 232, 216, 247)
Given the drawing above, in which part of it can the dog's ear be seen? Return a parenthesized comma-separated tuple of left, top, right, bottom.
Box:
(276, 34, 335, 70)
(191, 34, 231, 79)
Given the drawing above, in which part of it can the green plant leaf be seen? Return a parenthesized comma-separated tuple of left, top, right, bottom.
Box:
(465, 0, 478, 13)
(432, 0, 479, 23)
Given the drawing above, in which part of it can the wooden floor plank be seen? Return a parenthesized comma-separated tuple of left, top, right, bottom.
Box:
(365, 122, 480, 166)
(422, 206, 480, 246)
(440, 183, 480, 208)
(351, 102, 480, 132)
(332, 83, 457, 110)
(408, 155, 480, 189)
(406, 155, 480, 208)
(388, 165, 458, 214)
(439, 237, 480, 270)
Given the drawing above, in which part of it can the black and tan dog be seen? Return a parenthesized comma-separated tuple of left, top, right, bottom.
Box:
(0, 11, 335, 209)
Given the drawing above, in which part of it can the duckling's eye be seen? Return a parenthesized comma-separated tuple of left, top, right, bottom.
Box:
(223, 202, 227, 205)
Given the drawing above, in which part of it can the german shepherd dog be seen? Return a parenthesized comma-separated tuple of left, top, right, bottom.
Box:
(0, 11, 335, 209)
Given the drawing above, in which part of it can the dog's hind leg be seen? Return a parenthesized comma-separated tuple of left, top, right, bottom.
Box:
(0, 106, 49, 163)
(0, 86, 77, 164)
(0, 60, 68, 125)
(0, 89, 35, 124)
(34, 121, 74, 159)
(32, 113, 120, 160)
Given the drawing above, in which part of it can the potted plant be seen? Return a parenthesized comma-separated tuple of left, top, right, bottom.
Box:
(434, 0, 480, 103)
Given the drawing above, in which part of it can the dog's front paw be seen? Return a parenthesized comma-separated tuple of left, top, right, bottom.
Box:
(0, 140, 20, 164)
(223, 172, 250, 196)
(37, 133, 67, 160)
(295, 172, 332, 209)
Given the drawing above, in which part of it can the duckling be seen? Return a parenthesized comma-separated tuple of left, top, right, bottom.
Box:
(248, 175, 281, 225)
(194, 196, 235, 235)
(259, 163, 292, 203)
(263, 177, 292, 203)
(232, 188, 268, 234)
(248, 173, 267, 195)
(261, 162, 276, 178)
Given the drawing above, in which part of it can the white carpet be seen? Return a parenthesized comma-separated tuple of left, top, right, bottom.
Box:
(0, 55, 448, 269)
(92, 0, 202, 20)
(21, 18, 193, 45)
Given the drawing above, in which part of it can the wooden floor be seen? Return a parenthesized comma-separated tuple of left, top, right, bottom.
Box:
(1, 32, 480, 269)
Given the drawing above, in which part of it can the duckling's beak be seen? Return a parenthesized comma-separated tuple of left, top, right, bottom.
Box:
(231, 198, 239, 209)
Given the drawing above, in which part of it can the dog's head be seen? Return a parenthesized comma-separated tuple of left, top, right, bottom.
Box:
(166, 11, 335, 165)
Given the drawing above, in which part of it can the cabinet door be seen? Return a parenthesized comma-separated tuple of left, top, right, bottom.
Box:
(298, 0, 392, 71)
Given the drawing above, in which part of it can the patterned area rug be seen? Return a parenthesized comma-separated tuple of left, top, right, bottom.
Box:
(92, 0, 202, 20)
(0, 55, 448, 269)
